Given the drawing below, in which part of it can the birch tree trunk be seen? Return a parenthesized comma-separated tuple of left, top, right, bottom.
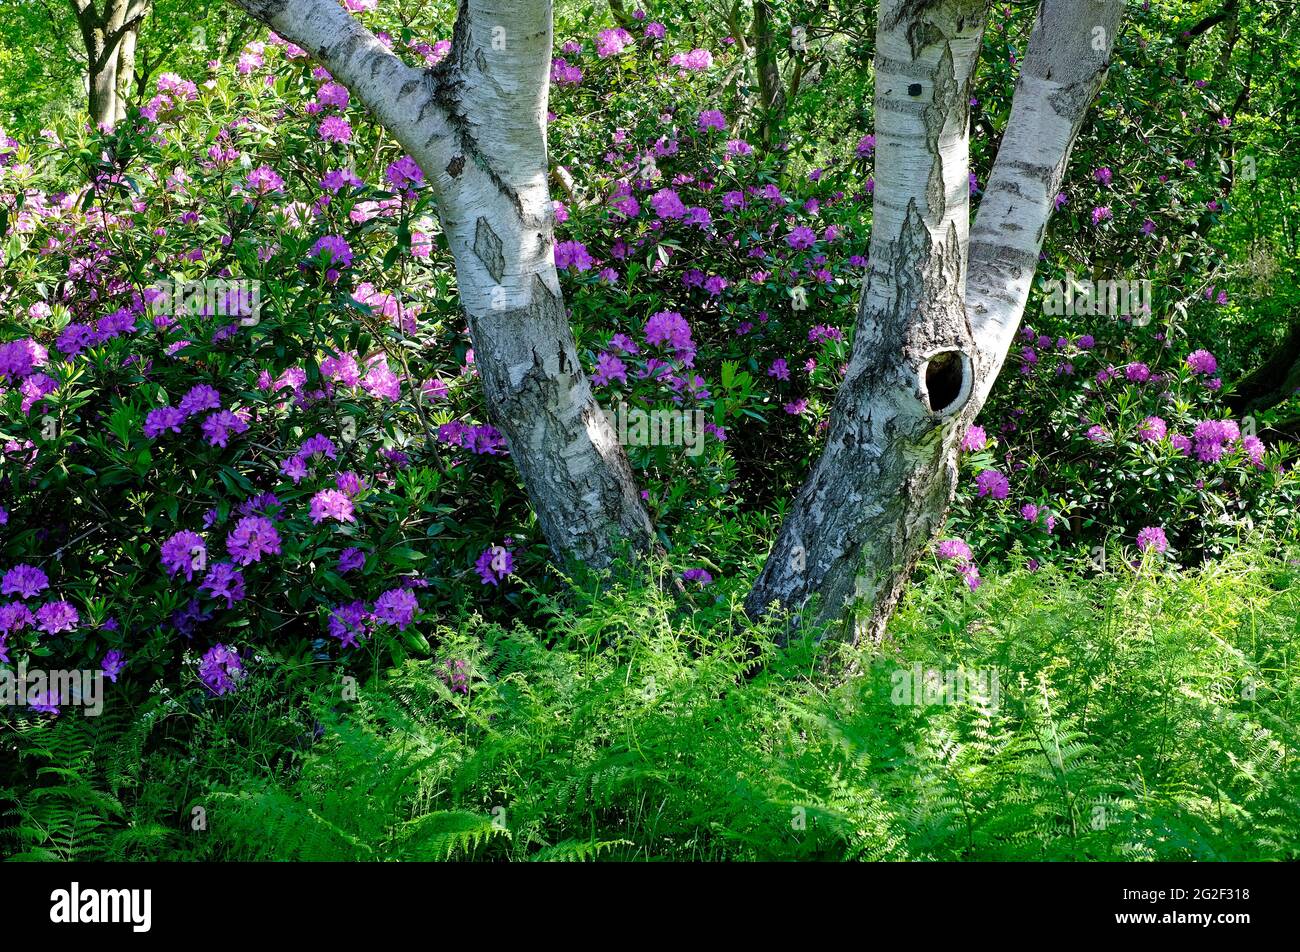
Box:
(745, 0, 1124, 643)
(227, 0, 655, 570)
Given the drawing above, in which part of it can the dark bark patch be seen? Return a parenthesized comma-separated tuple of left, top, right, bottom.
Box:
(926, 160, 946, 220)
(473, 217, 505, 283)
(447, 155, 466, 178)
(907, 20, 944, 58)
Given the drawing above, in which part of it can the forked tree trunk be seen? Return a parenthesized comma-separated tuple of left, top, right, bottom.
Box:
(72, 0, 148, 128)
(229, 0, 1122, 631)
(745, 0, 1124, 642)
(228, 0, 655, 570)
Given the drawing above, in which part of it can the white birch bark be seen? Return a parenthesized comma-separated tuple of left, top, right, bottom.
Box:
(967, 0, 1125, 401)
(227, 0, 655, 569)
(745, 0, 1123, 643)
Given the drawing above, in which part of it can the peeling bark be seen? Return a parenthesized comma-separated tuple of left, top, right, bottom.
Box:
(746, 0, 1124, 643)
(226, 0, 654, 570)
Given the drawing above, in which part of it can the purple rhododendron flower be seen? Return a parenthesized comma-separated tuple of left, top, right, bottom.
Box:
(0, 601, 36, 634)
(373, 588, 419, 630)
(36, 600, 79, 635)
(960, 426, 987, 452)
(554, 240, 593, 271)
(786, 226, 816, 250)
(1186, 349, 1218, 375)
(226, 516, 281, 566)
(649, 188, 687, 219)
(338, 547, 366, 573)
(1138, 416, 1167, 442)
(102, 650, 126, 683)
(161, 531, 206, 580)
(311, 234, 353, 268)
(975, 469, 1010, 500)
(1125, 362, 1151, 383)
(317, 115, 352, 143)
(300, 433, 339, 460)
(936, 539, 973, 562)
(318, 81, 350, 109)
(592, 352, 628, 386)
(327, 601, 369, 647)
(201, 562, 246, 607)
(310, 489, 356, 524)
(202, 410, 249, 448)
(595, 27, 633, 57)
(1137, 526, 1169, 554)
(475, 545, 514, 586)
(198, 644, 244, 695)
(336, 471, 365, 496)
(644, 310, 695, 363)
(179, 384, 221, 417)
(144, 406, 186, 439)
(1242, 435, 1267, 468)
(385, 155, 423, 190)
(29, 689, 60, 715)
(2, 564, 49, 599)
(697, 109, 726, 132)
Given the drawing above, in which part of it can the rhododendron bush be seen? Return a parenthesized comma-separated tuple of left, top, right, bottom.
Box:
(1, 2, 1297, 702)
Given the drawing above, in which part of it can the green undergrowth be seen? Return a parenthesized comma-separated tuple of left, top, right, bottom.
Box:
(4, 546, 1298, 861)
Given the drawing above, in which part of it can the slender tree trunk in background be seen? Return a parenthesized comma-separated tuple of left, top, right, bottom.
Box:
(752, 0, 786, 147)
(745, 0, 1124, 643)
(606, 0, 633, 30)
(115, 22, 139, 123)
(88, 43, 122, 128)
(71, 0, 149, 128)
(227, 0, 655, 570)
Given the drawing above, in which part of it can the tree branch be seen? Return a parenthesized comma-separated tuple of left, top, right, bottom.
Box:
(966, 0, 1125, 405)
